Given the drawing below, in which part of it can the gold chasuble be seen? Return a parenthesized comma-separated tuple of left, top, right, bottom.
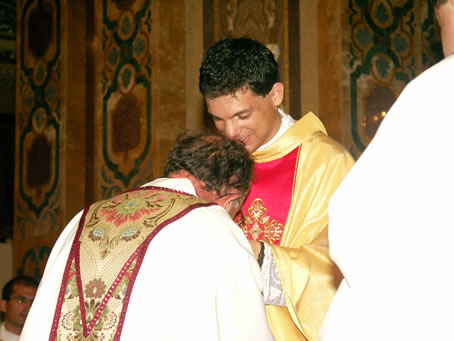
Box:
(239, 112, 355, 341)
(49, 187, 213, 341)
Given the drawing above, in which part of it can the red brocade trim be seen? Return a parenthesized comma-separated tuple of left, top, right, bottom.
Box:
(237, 147, 299, 245)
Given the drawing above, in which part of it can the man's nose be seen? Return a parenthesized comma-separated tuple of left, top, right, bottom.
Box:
(224, 121, 238, 138)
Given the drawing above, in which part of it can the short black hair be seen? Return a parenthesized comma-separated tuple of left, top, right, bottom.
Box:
(199, 37, 280, 98)
(433, 0, 448, 7)
(164, 131, 254, 196)
(2, 275, 39, 300)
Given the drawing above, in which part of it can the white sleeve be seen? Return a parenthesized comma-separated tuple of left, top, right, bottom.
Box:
(208, 208, 274, 341)
(120, 205, 275, 340)
(20, 210, 83, 341)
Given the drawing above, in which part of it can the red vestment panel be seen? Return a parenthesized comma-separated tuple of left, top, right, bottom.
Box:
(238, 147, 299, 245)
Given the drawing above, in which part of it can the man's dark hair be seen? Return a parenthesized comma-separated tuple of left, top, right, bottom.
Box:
(164, 131, 254, 196)
(2, 275, 39, 300)
(199, 37, 280, 98)
(432, 0, 448, 7)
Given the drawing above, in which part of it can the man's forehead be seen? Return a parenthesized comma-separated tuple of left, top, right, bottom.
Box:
(12, 283, 37, 296)
(207, 86, 252, 99)
(206, 92, 256, 117)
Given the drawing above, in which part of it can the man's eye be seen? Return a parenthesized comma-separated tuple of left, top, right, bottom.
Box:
(212, 116, 222, 121)
(238, 114, 250, 120)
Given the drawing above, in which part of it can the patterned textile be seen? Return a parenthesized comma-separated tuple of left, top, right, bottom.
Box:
(49, 186, 213, 341)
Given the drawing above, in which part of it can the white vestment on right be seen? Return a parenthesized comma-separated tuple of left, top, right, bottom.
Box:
(319, 55, 454, 340)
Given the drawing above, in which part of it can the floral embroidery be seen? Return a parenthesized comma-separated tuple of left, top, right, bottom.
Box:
(82, 191, 177, 259)
(65, 262, 79, 299)
(83, 298, 110, 328)
(239, 198, 284, 244)
(120, 228, 140, 241)
(112, 260, 135, 300)
(52, 188, 213, 341)
(100, 192, 164, 227)
(61, 301, 114, 340)
(60, 310, 76, 331)
(88, 228, 105, 241)
(85, 278, 106, 299)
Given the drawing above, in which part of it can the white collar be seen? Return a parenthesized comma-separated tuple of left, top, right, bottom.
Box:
(257, 108, 295, 151)
(141, 178, 197, 196)
(0, 322, 20, 341)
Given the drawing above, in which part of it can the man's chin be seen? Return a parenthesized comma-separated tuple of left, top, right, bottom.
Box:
(243, 139, 257, 153)
(247, 143, 260, 153)
(236, 136, 257, 153)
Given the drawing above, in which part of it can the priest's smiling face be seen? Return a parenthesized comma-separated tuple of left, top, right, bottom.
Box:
(205, 83, 284, 153)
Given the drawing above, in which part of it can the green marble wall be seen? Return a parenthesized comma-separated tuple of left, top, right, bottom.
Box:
(343, 0, 442, 157)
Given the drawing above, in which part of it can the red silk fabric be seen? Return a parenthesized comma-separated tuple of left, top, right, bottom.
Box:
(238, 147, 299, 245)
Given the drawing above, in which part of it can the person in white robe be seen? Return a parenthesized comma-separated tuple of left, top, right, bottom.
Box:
(21, 131, 274, 341)
(319, 1, 454, 340)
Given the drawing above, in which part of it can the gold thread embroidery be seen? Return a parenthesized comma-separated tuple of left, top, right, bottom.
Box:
(239, 198, 284, 244)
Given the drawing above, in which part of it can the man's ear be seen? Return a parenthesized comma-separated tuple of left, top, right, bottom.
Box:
(216, 194, 242, 218)
(270, 82, 284, 106)
(225, 197, 241, 218)
(0, 299, 7, 313)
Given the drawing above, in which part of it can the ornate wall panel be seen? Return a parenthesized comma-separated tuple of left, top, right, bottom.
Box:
(0, 0, 15, 64)
(0, 0, 16, 113)
(13, 232, 56, 278)
(15, 0, 62, 276)
(0, 0, 16, 241)
(15, 0, 88, 277)
(154, 0, 187, 177)
(342, 0, 442, 158)
(203, 0, 301, 118)
(317, 1, 345, 144)
(93, 0, 154, 201)
(13, 0, 187, 278)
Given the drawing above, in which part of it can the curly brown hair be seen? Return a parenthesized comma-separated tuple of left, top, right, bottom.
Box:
(164, 131, 254, 196)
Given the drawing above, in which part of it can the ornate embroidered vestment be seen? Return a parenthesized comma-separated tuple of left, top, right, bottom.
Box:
(239, 112, 355, 341)
(237, 148, 298, 245)
(49, 187, 214, 341)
